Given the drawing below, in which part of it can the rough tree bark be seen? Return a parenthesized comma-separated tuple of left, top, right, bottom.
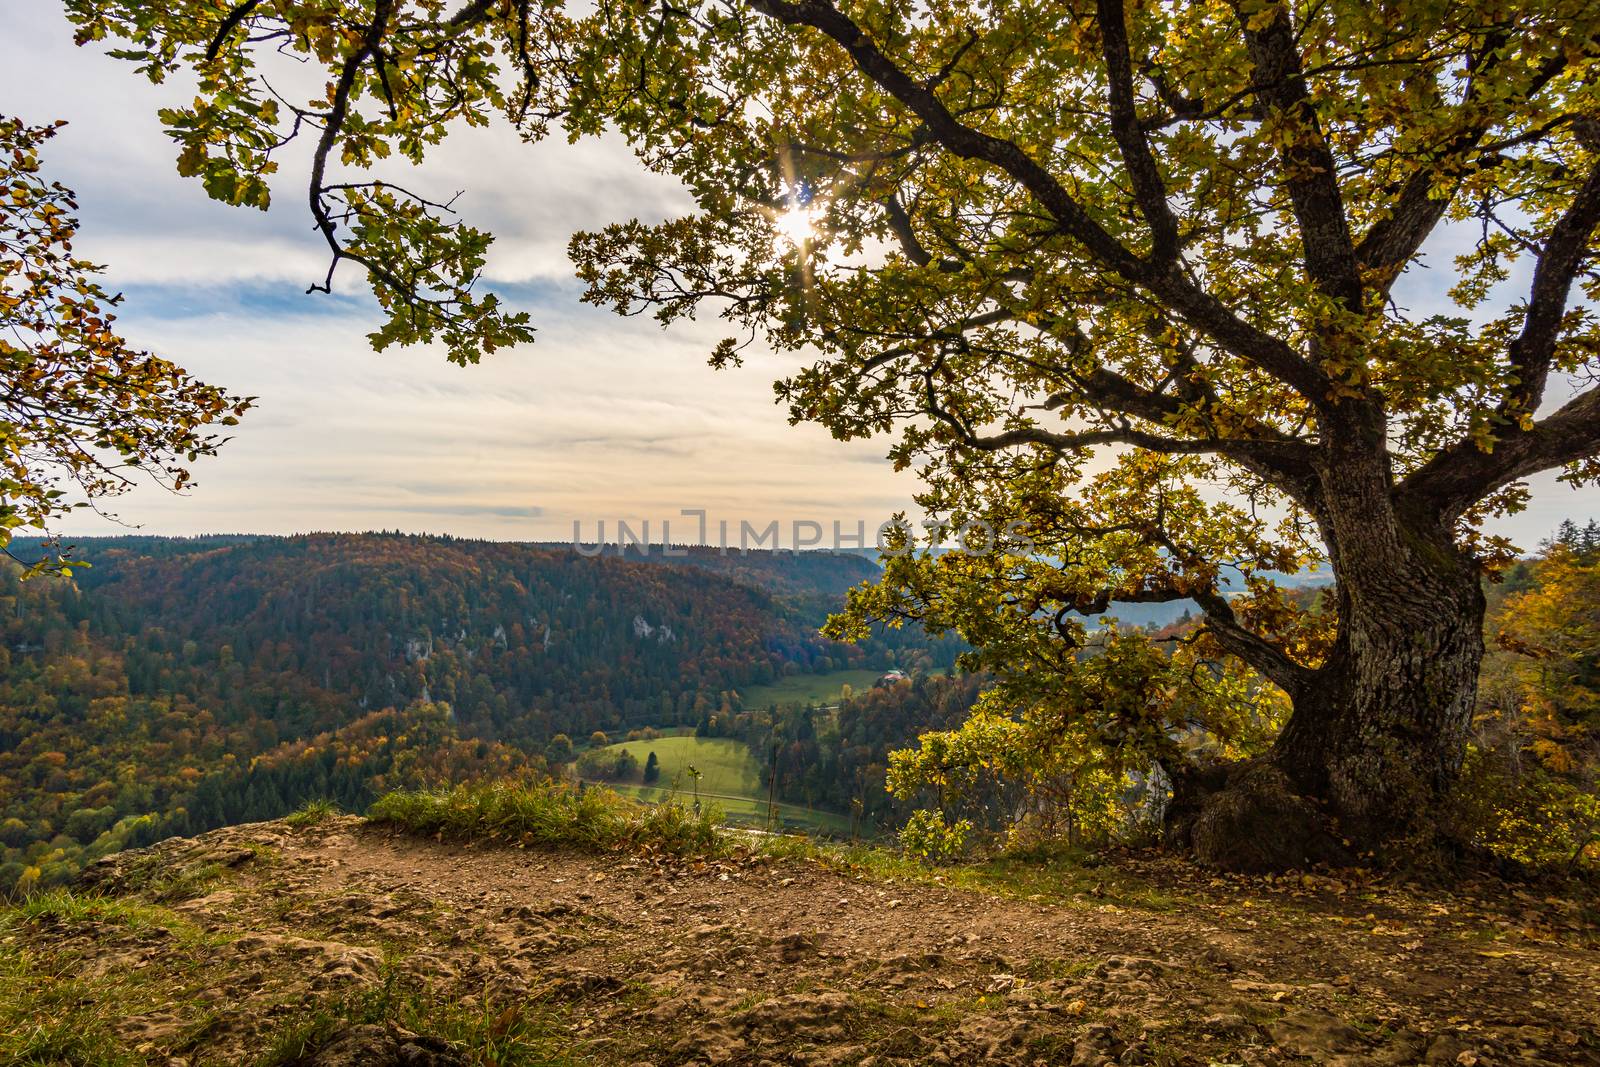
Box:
(1173, 430, 1493, 872)
(1274, 532, 1486, 838)
(1186, 559, 1488, 871)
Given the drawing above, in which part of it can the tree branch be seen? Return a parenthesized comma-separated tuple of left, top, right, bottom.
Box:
(1096, 0, 1180, 260)
(924, 372, 1320, 499)
(1403, 383, 1600, 522)
(1499, 155, 1600, 421)
(748, 0, 1335, 405)
(306, 0, 410, 303)
(205, 0, 261, 62)
(1398, 152, 1600, 521)
(1354, 43, 1569, 288)
(1191, 586, 1312, 696)
(1234, 1, 1363, 310)
(880, 193, 962, 272)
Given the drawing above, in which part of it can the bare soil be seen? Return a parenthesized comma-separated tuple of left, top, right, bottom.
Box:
(18, 816, 1600, 1066)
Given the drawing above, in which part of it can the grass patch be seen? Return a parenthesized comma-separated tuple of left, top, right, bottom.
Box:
(0, 893, 208, 1066)
(738, 668, 889, 710)
(593, 735, 853, 834)
(598, 736, 761, 797)
(368, 779, 726, 858)
(256, 969, 578, 1067)
(2, 887, 219, 957)
(607, 782, 853, 834)
(284, 798, 340, 828)
(5, 888, 174, 931)
(0, 957, 145, 1067)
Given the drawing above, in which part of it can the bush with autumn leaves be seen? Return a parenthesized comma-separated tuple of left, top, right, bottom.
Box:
(1457, 522, 1600, 871)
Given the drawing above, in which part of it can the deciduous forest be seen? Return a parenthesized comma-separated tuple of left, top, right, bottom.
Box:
(0, 533, 960, 889)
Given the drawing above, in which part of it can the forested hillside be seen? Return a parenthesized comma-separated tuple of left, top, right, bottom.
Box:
(0, 534, 959, 889)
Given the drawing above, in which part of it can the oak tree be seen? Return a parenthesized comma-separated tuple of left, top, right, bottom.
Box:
(66, 0, 1600, 866)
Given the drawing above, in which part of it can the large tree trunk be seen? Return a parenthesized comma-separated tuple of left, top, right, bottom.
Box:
(1271, 533, 1486, 847)
(1175, 448, 1490, 871)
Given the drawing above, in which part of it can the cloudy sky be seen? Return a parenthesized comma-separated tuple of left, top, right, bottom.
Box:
(4, 4, 1594, 550)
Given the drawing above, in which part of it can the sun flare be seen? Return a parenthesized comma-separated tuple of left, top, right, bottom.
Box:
(772, 203, 818, 251)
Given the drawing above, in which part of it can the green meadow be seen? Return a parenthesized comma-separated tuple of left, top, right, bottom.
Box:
(736, 668, 887, 710)
(592, 735, 852, 834)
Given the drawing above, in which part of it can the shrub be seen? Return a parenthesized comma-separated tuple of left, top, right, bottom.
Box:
(1451, 750, 1600, 872)
(900, 810, 973, 864)
(543, 734, 574, 764)
(368, 778, 726, 858)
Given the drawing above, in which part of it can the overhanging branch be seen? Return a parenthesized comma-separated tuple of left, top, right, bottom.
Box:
(747, 0, 1335, 407)
(1191, 586, 1312, 696)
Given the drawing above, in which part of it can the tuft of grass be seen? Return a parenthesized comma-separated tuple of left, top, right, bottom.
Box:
(368, 778, 727, 858)
(284, 798, 340, 828)
(7, 887, 172, 931)
(0, 928, 148, 1066)
(256, 969, 578, 1067)
(151, 860, 228, 902)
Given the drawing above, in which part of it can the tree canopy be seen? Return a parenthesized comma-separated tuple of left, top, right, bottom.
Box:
(61, 0, 1600, 860)
(63, 0, 1600, 578)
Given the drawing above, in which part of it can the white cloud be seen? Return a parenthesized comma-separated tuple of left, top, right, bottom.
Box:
(78, 300, 921, 542)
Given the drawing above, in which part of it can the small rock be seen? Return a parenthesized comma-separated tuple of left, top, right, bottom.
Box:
(1200, 1012, 1254, 1037)
(775, 931, 820, 963)
(1268, 1010, 1368, 1063)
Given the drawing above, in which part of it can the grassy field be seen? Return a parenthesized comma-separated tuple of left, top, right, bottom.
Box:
(577, 667, 955, 835)
(737, 669, 886, 710)
(589, 735, 852, 834)
(602, 736, 760, 797)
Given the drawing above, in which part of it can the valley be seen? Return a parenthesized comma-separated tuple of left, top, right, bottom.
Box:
(0, 534, 963, 890)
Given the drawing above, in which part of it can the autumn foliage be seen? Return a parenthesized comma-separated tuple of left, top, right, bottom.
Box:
(0, 116, 249, 572)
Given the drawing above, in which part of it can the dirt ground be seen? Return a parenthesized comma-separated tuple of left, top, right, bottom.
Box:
(15, 815, 1600, 1065)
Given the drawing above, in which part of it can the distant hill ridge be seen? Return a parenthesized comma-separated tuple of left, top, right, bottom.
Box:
(0, 533, 963, 888)
(10, 533, 937, 728)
